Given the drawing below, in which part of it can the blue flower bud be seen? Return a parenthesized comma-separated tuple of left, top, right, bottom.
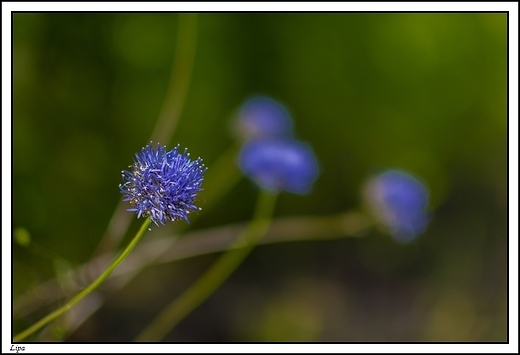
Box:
(363, 170, 430, 242)
(119, 142, 207, 226)
(234, 96, 294, 141)
(239, 138, 319, 194)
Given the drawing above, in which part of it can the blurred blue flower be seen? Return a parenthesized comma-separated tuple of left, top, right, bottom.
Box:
(363, 170, 430, 242)
(239, 138, 319, 194)
(119, 142, 207, 226)
(234, 95, 294, 141)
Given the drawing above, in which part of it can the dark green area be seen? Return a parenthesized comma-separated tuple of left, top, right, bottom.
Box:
(13, 13, 507, 341)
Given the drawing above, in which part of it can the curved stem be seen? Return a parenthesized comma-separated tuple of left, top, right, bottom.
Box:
(13, 218, 151, 342)
(150, 13, 198, 144)
(14, 211, 371, 328)
(93, 13, 198, 257)
(136, 191, 278, 341)
(13, 143, 243, 326)
(192, 144, 242, 217)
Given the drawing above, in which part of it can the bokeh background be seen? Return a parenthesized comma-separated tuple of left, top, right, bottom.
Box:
(13, 13, 507, 342)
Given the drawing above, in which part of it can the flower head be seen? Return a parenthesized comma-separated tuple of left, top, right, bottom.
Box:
(239, 138, 319, 194)
(363, 169, 430, 242)
(119, 142, 207, 226)
(233, 96, 294, 141)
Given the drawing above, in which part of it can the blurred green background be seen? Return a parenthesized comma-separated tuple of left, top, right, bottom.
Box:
(13, 13, 507, 342)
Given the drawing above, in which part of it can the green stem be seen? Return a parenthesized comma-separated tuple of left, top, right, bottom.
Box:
(14, 218, 152, 342)
(12, 144, 243, 326)
(92, 13, 198, 258)
(150, 13, 198, 145)
(195, 144, 242, 213)
(136, 191, 278, 341)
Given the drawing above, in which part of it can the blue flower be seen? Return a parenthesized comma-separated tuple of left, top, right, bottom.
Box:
(363, 170, 430, 242)
(233, 96, 294, 141)
(239, 138, 319, 194)
(119, 142, 207, 226)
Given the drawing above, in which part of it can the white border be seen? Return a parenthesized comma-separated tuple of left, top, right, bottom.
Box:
(3, 2, 518, 354)
(1, 1, 518, 12)
(2, 343, 520, 354)
(507, 2, 519, 353)
(2, 1, 13, 354)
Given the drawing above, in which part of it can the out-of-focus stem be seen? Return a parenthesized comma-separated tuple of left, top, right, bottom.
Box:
(13, 218, 151, 342)
(93, 14, 198, 257)
(14, 211, 371, 324)
(192, 144, 242, 219)
(150, 13, 198, 144)
(136, 191, 278, 341)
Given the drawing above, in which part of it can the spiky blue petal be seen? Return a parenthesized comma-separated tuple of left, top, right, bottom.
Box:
(119, 142, 207, 226)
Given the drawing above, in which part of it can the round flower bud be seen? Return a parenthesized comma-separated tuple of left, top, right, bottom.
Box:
(233, 96, 294, 141)
(239, 138, 319, 194)
(363, 169, 430, 242)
